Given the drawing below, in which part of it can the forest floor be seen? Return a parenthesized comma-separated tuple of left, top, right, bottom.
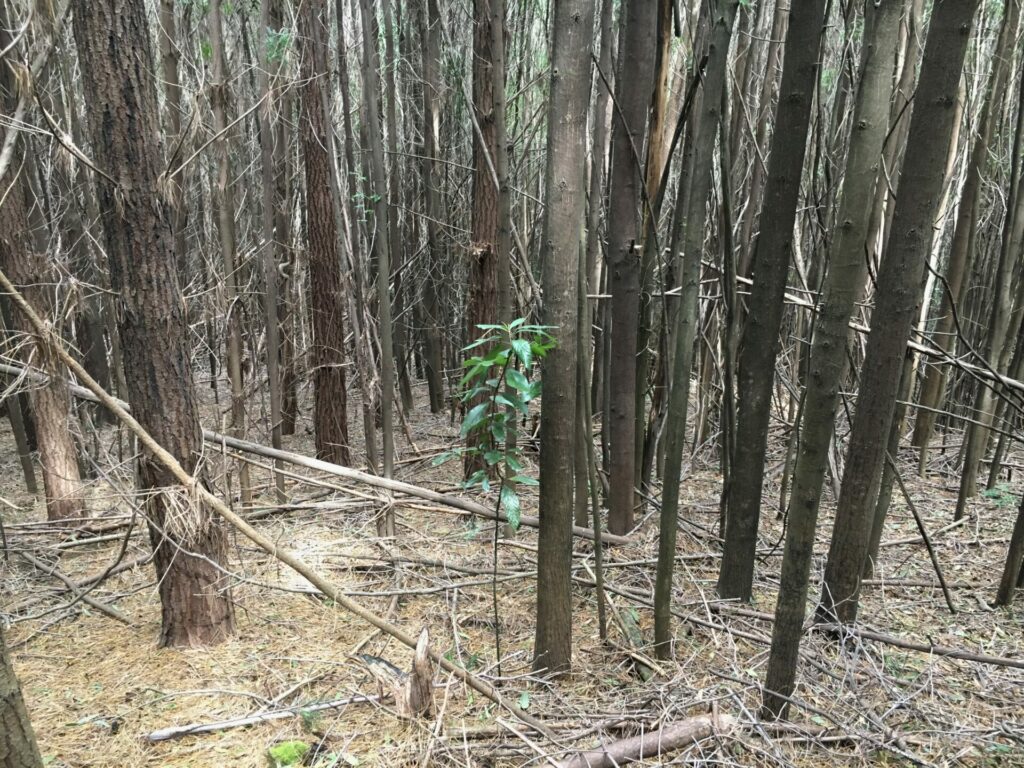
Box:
(1, 377, 1023, 767)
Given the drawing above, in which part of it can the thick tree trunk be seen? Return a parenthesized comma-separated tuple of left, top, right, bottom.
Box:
(0, 623, 42, 768)
(73, 0, 235, 647)
(818, 0, 981, 625)
(716, 0, 828, 601)
(604, 0, 659, 535)
(297, 0, 351, 466)
(532, 0, 594, 677)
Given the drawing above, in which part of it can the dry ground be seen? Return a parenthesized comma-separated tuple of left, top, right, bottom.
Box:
(1, 377, 1022, 767)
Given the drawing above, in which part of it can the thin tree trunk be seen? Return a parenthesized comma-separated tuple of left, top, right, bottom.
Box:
(655, 0, 739, 658)
(209, 0, 252, 505)
(158, 0, 189, 279)
(258, 0, 286, 500)
(604, 0, 659, 535)
(359, 0, 396, 484)
(532, 0, 595, 676)
(0, 17, 84, 523)
(717, 0, 829, 601)
(818, 0, 981, 625)
(417, 0, 446, 414)
(912, 0, 1019, 471)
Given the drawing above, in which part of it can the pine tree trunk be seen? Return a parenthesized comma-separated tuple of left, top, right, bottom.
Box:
(72, 0, 235, 647)
(0, 623, 42, 768)
(297, 0, 351, 466)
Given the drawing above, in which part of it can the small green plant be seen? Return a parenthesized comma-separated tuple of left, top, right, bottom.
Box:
(265, 27, 293, 65)
(981, 483, 1017, 509)
(435, 319, 553, 674)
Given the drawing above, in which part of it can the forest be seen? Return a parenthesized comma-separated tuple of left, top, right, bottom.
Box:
(1, 0, 1023, 765)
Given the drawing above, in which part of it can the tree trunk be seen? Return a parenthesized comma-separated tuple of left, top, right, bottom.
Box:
(417, 0, 446, 414)
(463, 0, 503, 478)
(297, 0, 351, 466)
(818, 0, 981, 625)
(604, 0, 659, 535)
(762, 3, 903, 714)
(655, 0, 739, 658)
(716, 0, 828, 601)
(73, 0, 236, 647)
(0, 17, 85, 523)
(359, 0, 397, 482)
(0, 623, 42, 768)
(532, 0, 594, 677)
(158, 0, 189, 279)
(912, 0, 1019, 471)
(209, 0, 252, 504)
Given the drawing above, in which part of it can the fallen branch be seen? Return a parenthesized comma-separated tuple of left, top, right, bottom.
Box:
(558, 713, 737, 768)
(145, 692, 382, 742)
(0, 268, 556, 740)
(17, 550, 131, 625)
(0, 360, 629, 547)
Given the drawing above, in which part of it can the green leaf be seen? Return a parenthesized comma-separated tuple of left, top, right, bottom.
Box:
(512, 474, 539, 486)
(511, 338, 532, 369)
(517, 690, 531, 710)
(507, 368, 531, 392)
(460, 403, 489, 437)
(501, 484, 521, 530)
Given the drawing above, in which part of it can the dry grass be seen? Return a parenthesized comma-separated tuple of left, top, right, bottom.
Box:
(2, 383, 1023, 767)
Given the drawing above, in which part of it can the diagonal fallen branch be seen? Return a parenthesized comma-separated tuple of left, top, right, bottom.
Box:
(0, 267, 557, 741)
(0, 361, 628, 547)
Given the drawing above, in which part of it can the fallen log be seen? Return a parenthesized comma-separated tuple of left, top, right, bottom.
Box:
(559, 713, 737, 768)
(0, 361, 628, 547)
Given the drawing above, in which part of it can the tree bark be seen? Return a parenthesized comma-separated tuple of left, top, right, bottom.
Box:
(818, 0, 981, 625)
(761, 0, 903, 718)
(532, 0, 594, 677)
(716, 0, 829, 601)
(655, 0, 739, 658)
(297, 0, 351, 466)
(0, 15, 84, 523)
(73, 0, 236, 647)
(0, 623, 42, 768)
(604, 0, 659, 535)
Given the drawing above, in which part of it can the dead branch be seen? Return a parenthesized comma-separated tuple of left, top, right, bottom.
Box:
(558, 713, 737, 768)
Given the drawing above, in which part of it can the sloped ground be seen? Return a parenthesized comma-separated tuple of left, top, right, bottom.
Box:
(1, 381, 1022, 767)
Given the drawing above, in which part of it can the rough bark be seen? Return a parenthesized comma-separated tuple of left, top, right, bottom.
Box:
(463, 0, 502, 478)
(761, 0, 903, 718)
(297, 0, 351, 466)
(716, 0, 828, 601)
(73, 0, 235, 647)
(0, 18, 84, 523)
(0, 623, 42, 768)
(818, 0, 981, 625)
(532, 0, 594, 676)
